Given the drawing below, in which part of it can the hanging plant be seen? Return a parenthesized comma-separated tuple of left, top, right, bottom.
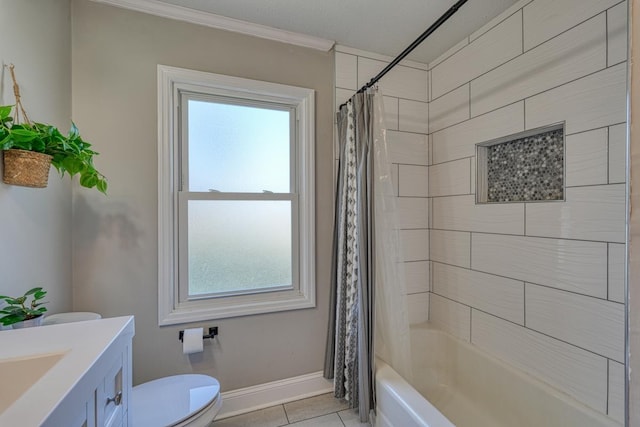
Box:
(0, 64, 107, 193)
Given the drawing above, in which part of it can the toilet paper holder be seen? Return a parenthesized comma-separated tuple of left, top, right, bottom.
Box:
(179, 326, 218, 342)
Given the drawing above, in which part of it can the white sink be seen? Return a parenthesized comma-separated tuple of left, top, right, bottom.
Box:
(0, 352, 67, 414)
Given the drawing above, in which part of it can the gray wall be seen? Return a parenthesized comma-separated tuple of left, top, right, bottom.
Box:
(0, 0, 72, 317)
(70, 0, 334, 390)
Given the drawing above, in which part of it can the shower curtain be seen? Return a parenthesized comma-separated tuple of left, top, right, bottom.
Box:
(324, 90, 412, 423)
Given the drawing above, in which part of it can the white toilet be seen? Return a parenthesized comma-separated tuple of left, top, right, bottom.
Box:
(43, 312, 223, 426)
(132, 374, 222, 427)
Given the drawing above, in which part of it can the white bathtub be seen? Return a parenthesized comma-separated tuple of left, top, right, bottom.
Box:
(376, 323, 620, 427)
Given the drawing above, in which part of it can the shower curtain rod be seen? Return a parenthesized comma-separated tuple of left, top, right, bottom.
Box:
(339, 0, 469, 109)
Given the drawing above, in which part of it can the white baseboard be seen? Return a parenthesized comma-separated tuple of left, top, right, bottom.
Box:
(215, 371, 334, 420)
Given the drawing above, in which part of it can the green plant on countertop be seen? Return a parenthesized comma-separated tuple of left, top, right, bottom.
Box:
(0, 64, 107, 193)
(0, 287, 48, 326)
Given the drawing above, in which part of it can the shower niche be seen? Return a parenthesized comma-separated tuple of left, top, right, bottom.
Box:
(476, 123, 565, 204)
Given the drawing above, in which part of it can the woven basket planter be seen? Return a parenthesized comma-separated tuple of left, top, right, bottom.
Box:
(3, 149, 53, 188)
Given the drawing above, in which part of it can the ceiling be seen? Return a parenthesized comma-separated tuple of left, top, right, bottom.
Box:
(152, 0, 520, 64)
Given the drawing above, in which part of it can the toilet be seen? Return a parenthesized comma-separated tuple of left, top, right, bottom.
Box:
(43, 312, 223, 426)
(132, 374, 222, 427)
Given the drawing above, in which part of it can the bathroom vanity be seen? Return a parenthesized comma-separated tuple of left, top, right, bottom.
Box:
(0, 316, 134, 426)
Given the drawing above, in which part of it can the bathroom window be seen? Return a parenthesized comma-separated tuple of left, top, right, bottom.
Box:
(158, 65, 316, 325)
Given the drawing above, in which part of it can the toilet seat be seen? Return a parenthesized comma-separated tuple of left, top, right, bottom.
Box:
(132, 374, 221, 427)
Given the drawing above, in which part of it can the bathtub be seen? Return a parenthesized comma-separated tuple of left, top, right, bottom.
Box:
(375, 323, 620, 427)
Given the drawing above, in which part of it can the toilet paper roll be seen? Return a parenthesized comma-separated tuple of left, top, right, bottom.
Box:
(182, 327, 204, 354)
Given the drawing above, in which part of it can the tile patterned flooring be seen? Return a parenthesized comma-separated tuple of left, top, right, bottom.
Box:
(211, 393, 371, 427)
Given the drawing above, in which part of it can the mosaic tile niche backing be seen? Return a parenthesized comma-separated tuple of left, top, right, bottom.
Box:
(481, 126, 564, 203)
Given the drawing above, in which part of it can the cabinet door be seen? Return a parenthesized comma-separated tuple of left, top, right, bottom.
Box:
(69, 393, 97, 427)
(97, 355, 124, 427)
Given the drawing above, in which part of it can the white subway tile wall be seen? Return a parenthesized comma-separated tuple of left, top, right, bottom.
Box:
(565, 128, 608, 187)
(334, 0, 627, 419)
(525, 184, 626, 242)
(398, 99, 429, 133)
(429, 84, 470, 133)
(432, 263, 525, 324)
(404, 261, 430, 295)
(471, 309, 609, 412)
(399, 229, 429, 262)
(431, 11, 523, 100)
(399, 165, 429, 197)
(429, 229, 471, 268)
(433, 195, 525, 234)
(428, 158, 471, 197)
(471, 233, 608, 297)
(522, 0, 621, 50)
(607, 1, 628, 66)
(608, 360, 626, 424)
(357, 57, 428, 102)
(609, 123, 627, 184)
(386, 131, 428, 165)
(525, 283, 625, 362)
(609, 243, 626, 303)
(468, 0, 534, 42)
(432, 101, 524, 164)
(335, 52, 358, 90)
(525, 62, 627, 134)
(471, 13, 606, 118)
(429, 294, 471, 341)
(407, 292, 430, 325)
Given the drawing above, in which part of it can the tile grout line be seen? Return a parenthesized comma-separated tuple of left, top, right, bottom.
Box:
(430, 258, 620, 304)
(606, 9, 609, 67)
(607, 243, 610, 301)
(606, 359, 610, 415)
(607, 125, 611, 185)
(521, 8, 524, 54)
(523, 282, 527, 327)
(283, 402, 290, 424)
(428, 214, 624, 245)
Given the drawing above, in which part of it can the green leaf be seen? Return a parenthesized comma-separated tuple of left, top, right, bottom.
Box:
(96, 179, 108, 194)
(80, 173, 98, 189)
(0, 133, 13, 150)
(0, 105, 13, 120)
(69, 122, 79, 139)
(10, 139, 33, 150)
(61, 157, 83, 176)
(10, 129, 38, 143)
(23, 287, 42, 296)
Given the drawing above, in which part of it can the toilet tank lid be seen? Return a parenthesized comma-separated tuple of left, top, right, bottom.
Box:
(132, 374, 220, 426)
(42, 312, 102, 325)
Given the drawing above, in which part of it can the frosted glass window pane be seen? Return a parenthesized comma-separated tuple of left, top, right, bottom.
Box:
(188, 200, 292, 296)
(188, 99, 291, 193)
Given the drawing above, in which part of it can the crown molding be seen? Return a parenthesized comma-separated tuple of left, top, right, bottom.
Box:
(90, 0, 335, 51)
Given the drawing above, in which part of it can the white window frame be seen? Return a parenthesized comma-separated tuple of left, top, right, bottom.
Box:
(158, 65, 315, 326)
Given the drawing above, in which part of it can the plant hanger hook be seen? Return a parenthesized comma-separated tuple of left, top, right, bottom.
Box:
(5, 64, 31, 126)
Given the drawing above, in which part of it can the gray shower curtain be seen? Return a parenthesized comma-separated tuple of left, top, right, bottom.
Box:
(324, 92, 376, 423)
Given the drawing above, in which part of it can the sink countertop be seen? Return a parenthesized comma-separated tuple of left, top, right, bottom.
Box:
(0, 316, 134, 426)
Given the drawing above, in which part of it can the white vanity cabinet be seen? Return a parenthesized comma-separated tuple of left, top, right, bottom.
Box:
(0, 316, 135, 427)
